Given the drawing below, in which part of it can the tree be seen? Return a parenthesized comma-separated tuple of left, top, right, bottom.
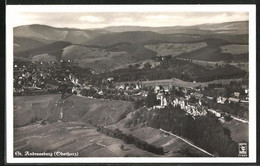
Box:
(145, 91, 158, 108)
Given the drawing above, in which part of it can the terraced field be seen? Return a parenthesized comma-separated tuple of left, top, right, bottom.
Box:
(14, 122, 157, 157)
(14, 94, 133, 127)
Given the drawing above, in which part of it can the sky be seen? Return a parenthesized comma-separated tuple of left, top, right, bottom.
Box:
(12, 12, 248, 29)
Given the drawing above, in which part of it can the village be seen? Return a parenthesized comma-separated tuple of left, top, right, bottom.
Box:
(13, 59, 249, 123)
(67, 74, 249, 123)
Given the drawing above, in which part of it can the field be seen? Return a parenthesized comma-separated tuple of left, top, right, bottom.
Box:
(108, 112, 210, 157)
(14, 121, 157, 157)
(14, 94, 206, 157)
(144, 42, 207, 57)
(222, 119, 248, 143)
(118, 77, 243, 88)
(62, 45, 108, 60)
(177, 58, 249, 72)
(220, 45, 248, 55)
(31, 54, 57, 62)
(14, 94, 133, 127)
(14, 95, 160, 157)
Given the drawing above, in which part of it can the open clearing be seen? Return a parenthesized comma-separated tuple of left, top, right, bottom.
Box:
(107, 112, 210, 157)
(117, 77, 243, 88)
(222, 119, 248, 143)
(144, 42, 207, 57)
(14, 122, 157, 157)
(220, 45, 248, 55)
(62, 45, 108, 60)
(107, 124, 210, 157)
(31, 54, 57, 62)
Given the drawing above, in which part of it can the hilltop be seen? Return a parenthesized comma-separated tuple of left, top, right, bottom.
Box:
(13, 21, 248, 72)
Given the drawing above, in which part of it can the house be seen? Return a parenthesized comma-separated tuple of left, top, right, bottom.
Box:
(178, 97, 185, 109)
(185, 95, 191, 100)
(215, 110, 222, 117)
(135, 92, 142, 96)
(219, 117, 225, 123)
(107, 77, 114, 82)
(207, 96, 214, 100)
(194, 92, 204, 99)
(162, 85, 170, 93)
(72, 87, 80, 95)
(135, 84, 141, 90)
(156, 92, 167, 107)
(173, 98, 179, 107)
(154, 85, 161, 93)
(98, 90, 104, 95)
(117, 85, 125, 90)
(207, 108, 222, 117)
(228, 97, 240, 103)
(217, 96, 227, 104)
(234, 92, 240, 98)
(83, 85, 91, 90)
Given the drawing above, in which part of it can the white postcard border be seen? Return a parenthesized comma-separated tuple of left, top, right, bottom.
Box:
(6, 4, 256, 163)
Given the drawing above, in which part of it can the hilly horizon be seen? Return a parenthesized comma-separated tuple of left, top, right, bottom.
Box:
(13, 20, 249, 72)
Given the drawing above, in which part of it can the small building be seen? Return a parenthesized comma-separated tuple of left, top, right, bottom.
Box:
(234, 92, 240, 98)
(154, 85, 161, 93)
(207, 108, 222, 117)
(162, 85, 170, 93)
(173, 98, 179, 107)
(118, 85, 125, 90)
(228, 97, 240, 103)
(98, 90, 104, 95)
(107, 77, 114, 82)
(217, 96, 227, 104)
(178, 97, 185, 109)
(207, 96, 214, 100)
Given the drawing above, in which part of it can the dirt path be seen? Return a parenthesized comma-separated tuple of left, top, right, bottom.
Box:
(159, 128, 214, 157)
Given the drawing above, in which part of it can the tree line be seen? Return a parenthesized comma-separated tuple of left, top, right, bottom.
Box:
(125, 106, 238, 157)
(97, 126, 164, 155)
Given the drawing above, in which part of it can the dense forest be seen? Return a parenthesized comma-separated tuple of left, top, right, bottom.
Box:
(123, 106, 238, 157)
(102, 58, 246, 83)
(97, 126, 164, 155)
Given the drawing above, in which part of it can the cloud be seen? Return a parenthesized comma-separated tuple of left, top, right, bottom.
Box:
(145, 15, 182, 21)
(79, 15, 104, 23)
(12, 12, 248, 29)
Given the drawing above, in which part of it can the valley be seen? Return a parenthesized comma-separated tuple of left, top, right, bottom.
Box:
(13, 20, 249, 158)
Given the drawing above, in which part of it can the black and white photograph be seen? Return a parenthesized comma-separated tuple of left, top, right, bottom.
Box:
(6, 4, 256, 163)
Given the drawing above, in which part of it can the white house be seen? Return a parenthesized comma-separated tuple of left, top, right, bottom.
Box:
(217, 96, 227, 104)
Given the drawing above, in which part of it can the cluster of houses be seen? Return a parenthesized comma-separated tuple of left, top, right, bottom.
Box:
(151, 85, 208, 117)
(216, 88, 249, 105)
(172, 97, 207, 117)
(150, 83, 249, 120)
(13, 61, 65, 94)
(70, 78, 150, 102)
